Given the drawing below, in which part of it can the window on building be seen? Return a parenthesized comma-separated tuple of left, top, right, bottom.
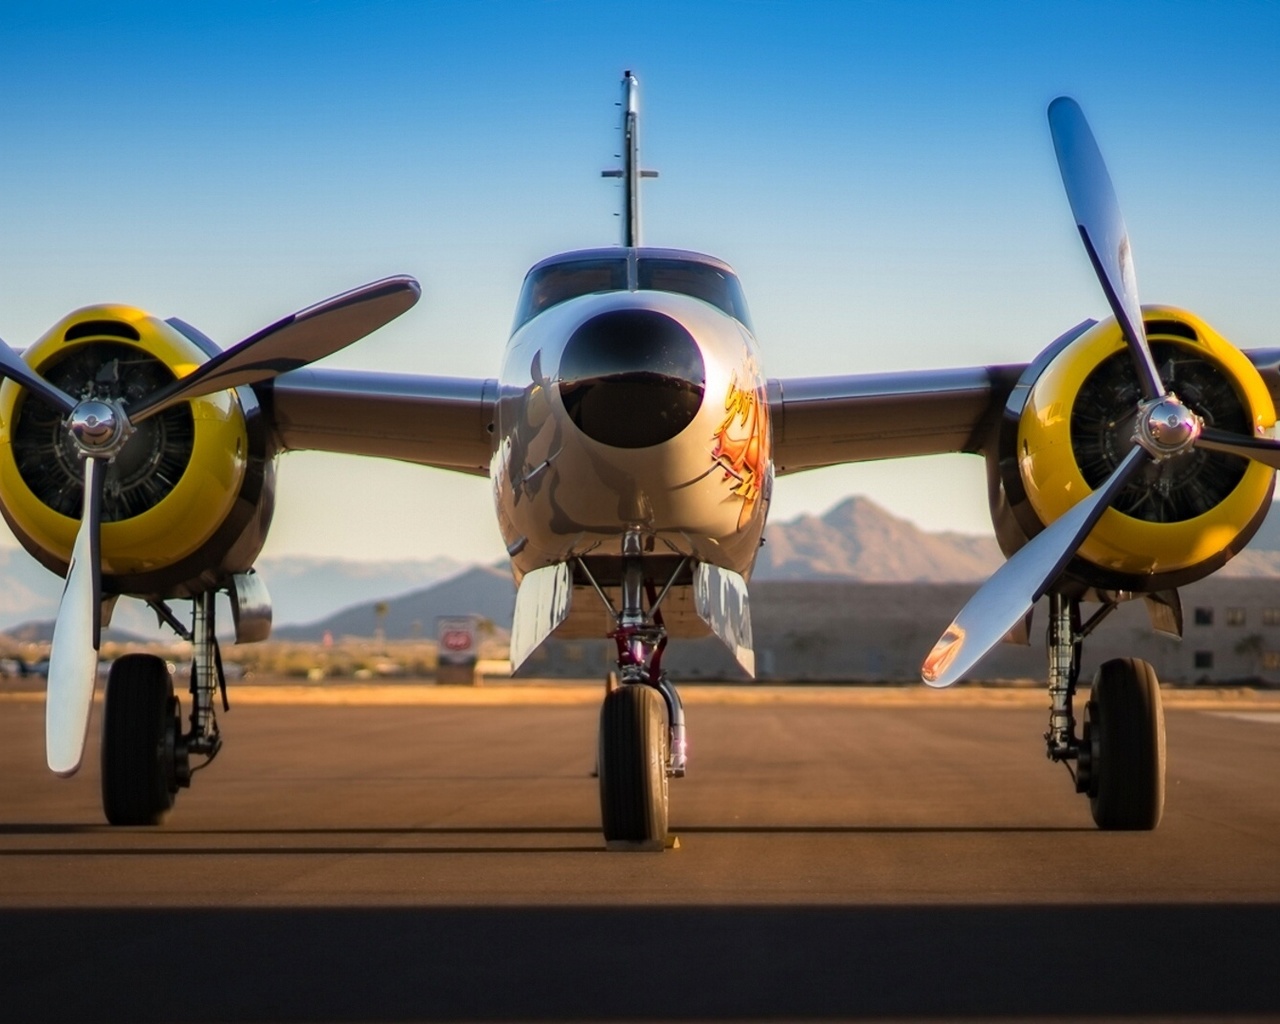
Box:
(1263, 608, 1280, 626)
(1226, 607, 1247, 626)
(1263, 651, 1280, 671)
(1194, 607, 1214, 626)
(1194, 650, 1214, 669)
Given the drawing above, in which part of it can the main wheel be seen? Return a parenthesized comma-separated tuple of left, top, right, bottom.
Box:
(101, 654, 182, 826)
(1084, 658, 1166, 831)
(598, 683, 669, 849)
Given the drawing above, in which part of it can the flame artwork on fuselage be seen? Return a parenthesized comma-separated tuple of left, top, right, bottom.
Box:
(712, 368, 769, 530)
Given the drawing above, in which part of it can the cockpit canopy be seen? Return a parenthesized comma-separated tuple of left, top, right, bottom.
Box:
(512, 247, 753, 332)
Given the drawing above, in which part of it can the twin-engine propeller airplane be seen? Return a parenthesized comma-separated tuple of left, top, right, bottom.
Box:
(8, 73, 1280, 848)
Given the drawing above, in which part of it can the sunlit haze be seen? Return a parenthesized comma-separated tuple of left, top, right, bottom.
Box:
(1, 0, 1276, 563)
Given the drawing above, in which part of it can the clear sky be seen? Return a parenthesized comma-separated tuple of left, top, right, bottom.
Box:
(0, 0, 1276, 563)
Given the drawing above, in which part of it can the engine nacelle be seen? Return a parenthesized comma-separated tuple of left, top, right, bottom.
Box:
(0, 304, 275, 598)
(993, 306, 1276, 592)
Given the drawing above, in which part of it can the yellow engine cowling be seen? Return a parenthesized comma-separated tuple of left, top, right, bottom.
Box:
(1002, 306, 1276, 591)
(0, 304, 273, 596)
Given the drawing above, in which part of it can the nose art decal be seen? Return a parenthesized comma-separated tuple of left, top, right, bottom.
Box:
(712, 369, 769, 528)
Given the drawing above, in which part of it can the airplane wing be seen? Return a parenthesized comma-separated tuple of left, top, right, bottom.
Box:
(768, 363, 1026, 473)
(770, 347, 1280, 475)
(268, 367, 497, 476)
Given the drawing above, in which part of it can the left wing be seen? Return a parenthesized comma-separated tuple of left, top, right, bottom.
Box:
(268, 367, 496, 475)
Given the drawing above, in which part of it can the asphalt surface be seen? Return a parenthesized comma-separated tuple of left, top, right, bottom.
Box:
(2, 683, 1279, 1022)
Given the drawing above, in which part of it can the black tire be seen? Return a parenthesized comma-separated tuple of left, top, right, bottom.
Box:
(101, 654, 179, 826)
(1086, 658, 1165, 831)
(598, 683, 669, 847)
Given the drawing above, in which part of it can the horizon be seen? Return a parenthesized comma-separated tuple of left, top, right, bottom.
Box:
(0, 1, 1275, 565)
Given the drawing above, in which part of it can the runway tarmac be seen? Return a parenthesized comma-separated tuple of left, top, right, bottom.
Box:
(2, 682, 1279, 1022)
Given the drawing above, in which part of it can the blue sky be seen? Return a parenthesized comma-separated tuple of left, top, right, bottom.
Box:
(0, 0, 1277, 562)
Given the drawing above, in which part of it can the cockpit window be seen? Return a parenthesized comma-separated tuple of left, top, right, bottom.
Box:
(513, 258, 628, 331)
(638, 258, 753, 329)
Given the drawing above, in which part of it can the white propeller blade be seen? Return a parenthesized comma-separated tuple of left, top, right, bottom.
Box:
(922, 445, 1149, 688)
(128, 276, 420, 423)
(1049, 97, 1164, 402)
(45, 456, 105, 776)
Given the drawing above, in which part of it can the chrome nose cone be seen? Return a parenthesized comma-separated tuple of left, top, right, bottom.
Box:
(68, 400, 127, 455)
(557, 309, 705, 448)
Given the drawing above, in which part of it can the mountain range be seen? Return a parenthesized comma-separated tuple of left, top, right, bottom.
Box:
(0, 550, 467, 638)
(8, 494, 1280, 641)
(267, 495, 1280, 641)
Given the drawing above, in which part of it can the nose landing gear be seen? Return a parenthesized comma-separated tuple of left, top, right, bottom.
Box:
(581, 534, 687, 850)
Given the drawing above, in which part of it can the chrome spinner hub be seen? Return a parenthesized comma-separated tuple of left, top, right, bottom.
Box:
(1134, 394, 1202, 461)
(67, 400, 133, 459)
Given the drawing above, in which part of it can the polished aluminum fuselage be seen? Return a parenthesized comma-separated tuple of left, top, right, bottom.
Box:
(492, 289, 772, 583)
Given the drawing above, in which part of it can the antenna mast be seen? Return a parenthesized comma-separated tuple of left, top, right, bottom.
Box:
(601, 71, 658, 247)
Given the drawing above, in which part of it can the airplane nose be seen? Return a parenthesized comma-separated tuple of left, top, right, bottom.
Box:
(557, 309, 705, 448)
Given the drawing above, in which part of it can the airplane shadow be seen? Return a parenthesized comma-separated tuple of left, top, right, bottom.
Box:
(0, 903, 1276, 1021)
(0, 821, 1090, 856)
(0, 822, 1091, 837)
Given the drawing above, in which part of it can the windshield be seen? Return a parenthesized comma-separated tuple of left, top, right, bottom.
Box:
(638, 258, 752, 329)
(513, 258, 627, 330)
(512, 252, 753, 332)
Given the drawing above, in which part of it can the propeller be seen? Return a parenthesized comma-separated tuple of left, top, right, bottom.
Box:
(15, 275, 421, 774)
(922, 446, 1147, 686)
(1047, 97, 1164, 401)
(922, 98, 1280, 687)
(45, 455, 105, 774)
(128, 276, 420, 422)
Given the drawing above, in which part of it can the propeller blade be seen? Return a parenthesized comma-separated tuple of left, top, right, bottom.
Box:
(45, 456, 105, 776)
(0, 337, 76, 413)
(1195, 425, 1280, 470)
(1048, 97, 1164, 401)
(922, 444, 1149, 688)
(128, 275, 421, 423)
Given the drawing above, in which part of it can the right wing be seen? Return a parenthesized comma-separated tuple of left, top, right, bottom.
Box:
(769, 364, 1027, 474)
(268, 367, 497, 476)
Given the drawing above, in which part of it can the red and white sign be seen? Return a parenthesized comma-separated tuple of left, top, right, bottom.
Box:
(436, 616, 477, 665)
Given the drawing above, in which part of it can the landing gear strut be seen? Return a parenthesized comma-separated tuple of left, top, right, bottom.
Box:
(1042, 592, 1165, 830)
(583, 532, 686, 850)
(100, 590, 228, 825)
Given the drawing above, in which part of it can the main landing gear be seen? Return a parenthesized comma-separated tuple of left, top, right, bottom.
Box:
(582, 533, 687, 851)
(100, 591, 227, 825)
(1042, 593, 1166, 830)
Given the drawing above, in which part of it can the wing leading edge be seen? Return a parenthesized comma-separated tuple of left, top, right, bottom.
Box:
(268, 367, 496, 475)
(769, 364, 1026, 473)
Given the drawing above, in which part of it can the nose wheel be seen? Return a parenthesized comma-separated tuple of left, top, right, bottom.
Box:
(598, 683, 671, 850)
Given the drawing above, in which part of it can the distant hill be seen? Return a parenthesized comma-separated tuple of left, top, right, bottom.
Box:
(273, 565, 516, 641)
(754, 496, 1003, 581)
(0, 547, 467, 633)
(4, 620, 148, 645)
(252, 554, 466, 623)
(756, 493, 1280, 583)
